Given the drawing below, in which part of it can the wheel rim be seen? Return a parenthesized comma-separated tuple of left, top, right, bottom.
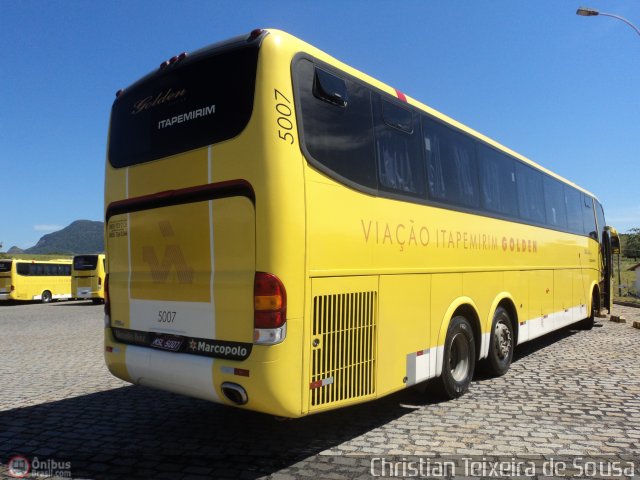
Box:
(449, 332, 470, 382)
(494, 321, 512, 360)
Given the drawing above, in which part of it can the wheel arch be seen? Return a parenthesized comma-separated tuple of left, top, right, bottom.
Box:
(435, 297, 481, 377)
(590, 281, 601, 313)
(480, 294, 519, 359)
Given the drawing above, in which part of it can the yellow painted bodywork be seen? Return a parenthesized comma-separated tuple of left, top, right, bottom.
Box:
(0, 259, 72, 302)
(105, 30, 603, 417)
(72, 254, 106, 301)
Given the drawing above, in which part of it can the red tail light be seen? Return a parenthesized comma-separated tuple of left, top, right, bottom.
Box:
(10, 285, 14, 292)
(248, 28, 264, 41)
(254, 272, 286, 329)
(98, 276, 102, 287)
(104, 273, 110, 316)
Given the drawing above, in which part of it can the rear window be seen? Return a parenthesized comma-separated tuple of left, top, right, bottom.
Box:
(74, 255, 99, 271)
(109, 45, 259, 168)
(0, 261, 12, 273)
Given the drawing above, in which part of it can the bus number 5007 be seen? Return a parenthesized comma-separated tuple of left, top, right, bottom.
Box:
(274, 89, 295, 145)
(158, 311, 176, 323)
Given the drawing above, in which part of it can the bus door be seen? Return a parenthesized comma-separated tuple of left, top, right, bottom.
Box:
(595, 201, 619, 313)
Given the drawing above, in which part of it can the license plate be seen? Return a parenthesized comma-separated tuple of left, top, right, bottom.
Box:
(150, 334, 184, 352)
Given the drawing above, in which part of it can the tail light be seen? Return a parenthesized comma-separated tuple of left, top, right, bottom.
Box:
(10, 285, 14, 292)
(104, 273, 111, 326)
(98, 276, 102, 289)
(254, 272, 286, 345)
(248, 28, 264, 41)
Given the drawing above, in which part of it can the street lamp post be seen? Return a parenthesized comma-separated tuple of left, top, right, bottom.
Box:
(577, 6, 637, 296)
(576, 7, 640, 37)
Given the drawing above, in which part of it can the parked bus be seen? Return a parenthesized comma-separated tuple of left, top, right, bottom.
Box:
(72, 254, 106, 304)
(0, 259, 72, 303)
(104, 29, 619, 417)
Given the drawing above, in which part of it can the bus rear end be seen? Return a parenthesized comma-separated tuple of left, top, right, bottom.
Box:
(0, 260, 14, 300)
(72, 254, 105, 303)
(104, 30, 306, 417)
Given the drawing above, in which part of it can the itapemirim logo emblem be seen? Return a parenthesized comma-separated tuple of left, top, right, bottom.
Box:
(141, 221, 194, 284)
(7, 455, 30, 478)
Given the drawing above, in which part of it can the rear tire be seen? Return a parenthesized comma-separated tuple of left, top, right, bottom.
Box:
(41, 290, 52, 303)
(437, 315, 476, 399)
(484, 307, 514, 377)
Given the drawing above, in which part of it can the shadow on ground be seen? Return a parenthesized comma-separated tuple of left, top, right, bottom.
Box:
(0, 323, 593, 479)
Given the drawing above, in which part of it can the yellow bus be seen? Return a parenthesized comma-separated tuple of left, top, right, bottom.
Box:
(72, 254, 106, 304)
(104, 29, 619, 417)
(0, 259, 72, 303)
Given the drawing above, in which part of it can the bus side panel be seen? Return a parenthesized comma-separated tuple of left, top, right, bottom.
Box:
(377, 274, 431, 393)
(572, 267, 588, 322)
(553, 269, 573, 328)
(527, 270, 554, 341)
(430, 273, 463, 354)
(504, 270, 529, 344)
(462, 271, 503, 352)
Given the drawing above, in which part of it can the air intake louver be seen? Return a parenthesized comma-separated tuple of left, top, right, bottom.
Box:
(310, 291, 376, 408)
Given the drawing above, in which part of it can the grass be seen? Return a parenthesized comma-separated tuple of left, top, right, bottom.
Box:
(613, 254, 639, 304)
(0, 253, 73, 261)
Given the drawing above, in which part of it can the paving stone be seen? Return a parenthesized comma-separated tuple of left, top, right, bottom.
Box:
(1, 302, 640, 479)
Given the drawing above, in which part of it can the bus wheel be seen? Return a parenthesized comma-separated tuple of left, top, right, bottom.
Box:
(485, 307, 514, 377)
(437, 315, 475, 399)
(41, 290, 52, 303)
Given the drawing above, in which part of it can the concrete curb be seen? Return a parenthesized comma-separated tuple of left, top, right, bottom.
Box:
(610, 315, 627, 323)
(613, 300, 640, 309)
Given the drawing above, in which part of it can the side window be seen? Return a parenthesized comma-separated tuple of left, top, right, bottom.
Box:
(295, 60, 376, 189)
(423, 116, 479, 208)
(373, 95, 425, 197)
(583, 195, 597, 239)
(543, 177, 568, 229)
(478, 144, 518, 217)
(595, 200, 606, 244)
(564, 186, 584, 234)
(515, 162, 545, 224)
(35, 263, 45, 276)
(17, 263, 29, 276)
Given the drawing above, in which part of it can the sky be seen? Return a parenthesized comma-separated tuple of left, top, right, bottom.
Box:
(1, 0, 638, 250)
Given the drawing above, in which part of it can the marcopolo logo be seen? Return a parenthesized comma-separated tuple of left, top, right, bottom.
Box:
(188, 338, 251, 360)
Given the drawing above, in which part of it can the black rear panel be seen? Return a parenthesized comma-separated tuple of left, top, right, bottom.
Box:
(73, 255, 99, 271)
(109, 41, 259, 168)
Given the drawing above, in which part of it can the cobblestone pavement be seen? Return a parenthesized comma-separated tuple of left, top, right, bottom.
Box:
(1, 301, 639, 479)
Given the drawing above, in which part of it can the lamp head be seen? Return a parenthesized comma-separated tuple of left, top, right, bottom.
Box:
(577, 7, 599, 16)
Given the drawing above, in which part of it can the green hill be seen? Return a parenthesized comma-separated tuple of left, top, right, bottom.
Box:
(25, 220, 104, 254)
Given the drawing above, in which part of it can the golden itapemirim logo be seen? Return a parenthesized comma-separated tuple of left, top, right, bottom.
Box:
(131, 88, 187, 115)
(361, 219, 538, 254)
(141, 221, 194, 283)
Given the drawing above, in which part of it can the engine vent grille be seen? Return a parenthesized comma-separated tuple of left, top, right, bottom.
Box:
(310, 291, 376, 408)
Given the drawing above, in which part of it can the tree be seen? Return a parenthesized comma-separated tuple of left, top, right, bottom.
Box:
(623, 228, 640, 261)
